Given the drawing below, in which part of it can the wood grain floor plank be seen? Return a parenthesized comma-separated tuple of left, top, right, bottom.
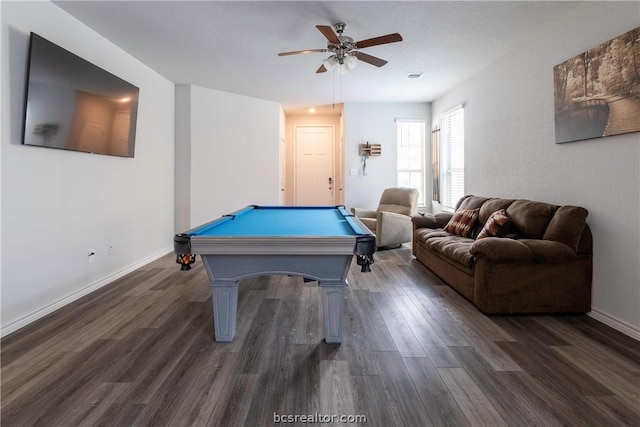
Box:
(352, 290, 397, 352)
(572, 315, 640, 365)
(168, 352, 239, 427)
(2, 332, 136, 426)
(1, 351, 78, 410)
(206, 373, 258, 426)
(319, 359, 359, 425)
(54, 382, 130, 427)
(225, 289, 269, 352)
(235, 298, 280, 373)
(115, 304, 212, 405)
(243, 296, 299, 425)
(375, 351, 433, 426)
(341, 298, 379, 376)
(536, 316, 640, 373)
(131, 329, 217, 427)
(293, 286, 322, 345)
(449, 346, 563, 427)
(403, 357, 470, 427)
(94, 403, 145, 427)
(393, 296, 460, 367)
(372, 292, 425, 357)
(283, 344, 321, 416)
(552, 345, 640, 412)
(435, 286, 516, 342)
(585, 394, 640, 427)
(497, 340, 622, 426)
(437, 367, 508, 427)
(403, 289, 470, 346)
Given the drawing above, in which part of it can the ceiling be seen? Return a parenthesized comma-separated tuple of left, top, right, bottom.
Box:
(54, 1, 580, 114)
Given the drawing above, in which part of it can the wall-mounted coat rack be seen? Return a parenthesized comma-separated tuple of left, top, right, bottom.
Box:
(359, 142, 381, 176)
(359, 143, 382, 156)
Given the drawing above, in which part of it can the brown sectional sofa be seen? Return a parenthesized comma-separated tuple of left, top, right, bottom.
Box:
(412, 195, 592, 314)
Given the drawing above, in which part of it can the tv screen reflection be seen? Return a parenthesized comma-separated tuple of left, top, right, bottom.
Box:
(23, 33, 139, 158)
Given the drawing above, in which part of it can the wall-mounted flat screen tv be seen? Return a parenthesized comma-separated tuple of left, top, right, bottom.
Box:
(22, 33, 139, 158)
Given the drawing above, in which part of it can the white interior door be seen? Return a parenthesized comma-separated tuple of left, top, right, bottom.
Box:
(294, 126, 334, 205)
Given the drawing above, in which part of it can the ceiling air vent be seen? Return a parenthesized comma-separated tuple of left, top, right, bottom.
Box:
(405, 72, 425, 79)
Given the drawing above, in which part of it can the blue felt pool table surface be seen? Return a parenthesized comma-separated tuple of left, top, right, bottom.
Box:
(190, 205, 367, 237)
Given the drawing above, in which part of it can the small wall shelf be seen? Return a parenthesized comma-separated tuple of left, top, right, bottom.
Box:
(359, 143, 382, 156)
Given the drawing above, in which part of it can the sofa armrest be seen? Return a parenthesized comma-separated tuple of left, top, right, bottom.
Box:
(411, 212, 452, 229)
(412, 214, 438, 229)
(470, 237, 533, 263)
(377, 211, 413, 247)
(351, 207, 377, 218)
(518, 239, 577, 262)
(379, 210, 411, 224)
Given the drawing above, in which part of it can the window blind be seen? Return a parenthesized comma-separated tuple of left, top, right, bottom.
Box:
(396, 120, 426, 206)
(440, 107, 464, 211)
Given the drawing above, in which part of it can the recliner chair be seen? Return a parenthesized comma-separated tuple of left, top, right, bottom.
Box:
(351, 187, 419, 249)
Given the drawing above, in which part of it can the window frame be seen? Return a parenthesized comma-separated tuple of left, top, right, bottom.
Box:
(395, 119, 427, 207)
(439, 105, 465, 212)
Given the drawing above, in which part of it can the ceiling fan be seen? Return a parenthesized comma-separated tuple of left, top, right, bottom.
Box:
(277, 22, 403, 74)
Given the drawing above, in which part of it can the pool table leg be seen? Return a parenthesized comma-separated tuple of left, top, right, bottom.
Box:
(210, 280, 238, 342)
(320, 281, 347, 344)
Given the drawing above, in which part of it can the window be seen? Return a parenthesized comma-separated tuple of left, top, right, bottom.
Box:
(396, 120, 426, 206)
(440, 106, 464, 211)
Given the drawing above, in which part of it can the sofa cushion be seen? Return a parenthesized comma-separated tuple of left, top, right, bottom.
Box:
(444, 208, 479, 237)
(470, 237, 534, 262)
(415, 228, 450, 242)
(426, 236, 475, 267)
(478, 199, 514, 224)
(477, 209, 510, 239)
(457, 195, 490, 211)
(506, 200, 558, 239)
(542, 205, 588, 253)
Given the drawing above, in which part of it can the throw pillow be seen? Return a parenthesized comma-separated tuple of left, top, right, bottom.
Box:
(444, 208, 480, 237)
(477, 209, 510, 239)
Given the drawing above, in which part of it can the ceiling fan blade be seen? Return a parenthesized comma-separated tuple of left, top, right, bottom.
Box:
(353, 51, 388, 67)
(355, 33, 403, 49)
(278, 48, 327, 56)
(316, 25, 340, 44)
(316, 64, 327, 73)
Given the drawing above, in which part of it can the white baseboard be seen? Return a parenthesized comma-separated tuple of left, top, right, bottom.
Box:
(0, 247, 172, 338)
(588, 308, 640, 341)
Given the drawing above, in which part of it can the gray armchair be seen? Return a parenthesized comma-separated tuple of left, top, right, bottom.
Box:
(351, 187, 419, 249)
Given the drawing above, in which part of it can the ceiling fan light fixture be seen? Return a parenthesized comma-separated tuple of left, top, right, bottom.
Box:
(323, 55, 338, 71)
(335, 54, 357, 75)
(345, 54, 357, 70)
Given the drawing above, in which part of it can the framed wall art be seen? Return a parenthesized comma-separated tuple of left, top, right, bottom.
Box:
(554, 26, 640, 143)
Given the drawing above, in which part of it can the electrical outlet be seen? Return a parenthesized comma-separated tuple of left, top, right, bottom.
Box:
(108, 243, 114, 255)
(88, 250, 96, 264)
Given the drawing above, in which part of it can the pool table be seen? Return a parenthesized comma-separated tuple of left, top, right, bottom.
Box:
(174, 205, 376, 343)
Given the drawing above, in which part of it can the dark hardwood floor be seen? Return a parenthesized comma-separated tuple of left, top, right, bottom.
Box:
(2, 246, 639, 426)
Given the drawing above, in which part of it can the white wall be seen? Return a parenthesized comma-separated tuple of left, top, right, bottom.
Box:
(432, 2, 640, 336)
(1, 1, 175, 335)
(177, 85, 281, 228)
(343, 102, 430, 211)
